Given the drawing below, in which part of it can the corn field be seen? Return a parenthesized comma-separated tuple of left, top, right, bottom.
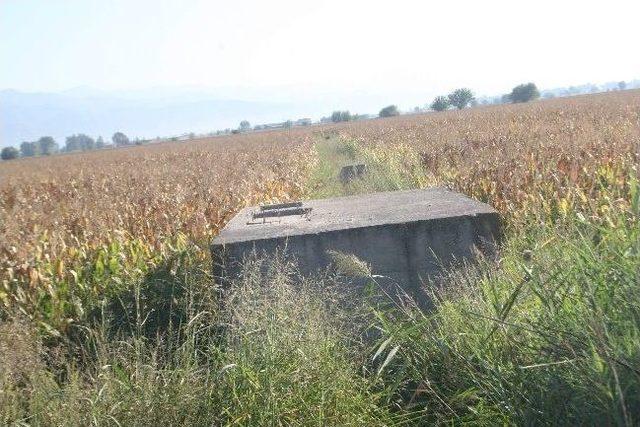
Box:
(2, 91, 639, 332)
(1, 90, 639, 425)
(331, 90, 639, 225)
(0, 130, 315, 330)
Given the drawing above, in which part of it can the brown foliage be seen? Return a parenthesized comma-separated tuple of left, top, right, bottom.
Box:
(0, 130, 314, 311)
(331, 90, 640, 221)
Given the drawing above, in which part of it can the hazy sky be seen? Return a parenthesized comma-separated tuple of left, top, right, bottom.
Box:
(1, 0, 639, 98)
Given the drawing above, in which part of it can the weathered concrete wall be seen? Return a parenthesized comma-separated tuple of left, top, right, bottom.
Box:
(211, 188, 501, 301)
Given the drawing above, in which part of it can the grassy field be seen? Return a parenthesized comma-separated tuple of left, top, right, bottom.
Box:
(1, 90, 639, 425)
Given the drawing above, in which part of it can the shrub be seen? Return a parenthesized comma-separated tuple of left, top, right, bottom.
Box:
(1, 146, 19, 160)
(20, 141, 38, 157)
(331, 110, 352, 123)
(430, 96, 450, 112)
(379, 105, 399, 118)
(64, 134, 95, 152)
(507, 83, 540, 103)
(112, 131, 130, 146)
(448, 88, 475, 109)
(37, 136, 58, 155)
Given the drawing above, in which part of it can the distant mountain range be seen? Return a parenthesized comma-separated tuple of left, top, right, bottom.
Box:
(0, 84, 424, 148)
(540, 79, 640, 98)
(2, 79, 639, 148)
(477, 80, 640, 105)
(0, 87, 297, 147)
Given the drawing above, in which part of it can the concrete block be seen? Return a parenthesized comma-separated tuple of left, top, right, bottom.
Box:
(211, 188, 501, 299)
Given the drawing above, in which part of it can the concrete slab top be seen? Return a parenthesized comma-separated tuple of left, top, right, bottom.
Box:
(212, 187, 497, 245)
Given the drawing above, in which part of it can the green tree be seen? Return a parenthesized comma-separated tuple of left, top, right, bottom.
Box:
(65, 134, 95, 151)
(379, 105, 399, 118)
(96, 136, 105, 149)
(331, 111, 352, 123)
(430, 96, 450, 112)
(618, 81, 626, 91)
(112, 132, 130, 147)
(20, 141, 38, 157)
(448, 88, 475, 110)
(507, 83, 540, 103)
(37, 136, 58, 155)
(81, 134, 95, 150)
(64, 135, 80, 152)
(1, 146, 19, 160)
(239, 120, 251, 131)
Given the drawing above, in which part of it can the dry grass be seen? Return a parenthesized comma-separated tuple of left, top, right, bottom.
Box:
(0, 131, 313, 260)
(328, 90, 639, 224)
(0, 129, 316, 329)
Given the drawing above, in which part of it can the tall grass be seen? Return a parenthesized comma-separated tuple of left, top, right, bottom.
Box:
(1, 254, 395, 426)
(367, 207, 640, 424)
(305, 137, 640, 424)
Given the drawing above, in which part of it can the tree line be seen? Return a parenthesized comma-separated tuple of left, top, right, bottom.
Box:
(430, 83, 540, 112)
(2, 132, 134, 161)
(1, 82, 545, 161)
(324, 83, 540, 125)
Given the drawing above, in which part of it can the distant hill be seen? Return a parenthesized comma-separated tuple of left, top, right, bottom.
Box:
(475, 79, 640, 107)
(4, 80, 639, 148)
(539, 80, 640, 98)
(0, 88, 295, 147)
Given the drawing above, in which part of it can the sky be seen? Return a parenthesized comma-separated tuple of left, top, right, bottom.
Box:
(1, 0, 639, 102)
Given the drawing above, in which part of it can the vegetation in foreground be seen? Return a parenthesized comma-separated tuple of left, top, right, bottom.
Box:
(1, 90, 639, 425)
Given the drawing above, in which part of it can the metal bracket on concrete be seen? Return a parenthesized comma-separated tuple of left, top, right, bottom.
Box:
(247, 201, 312, 224)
